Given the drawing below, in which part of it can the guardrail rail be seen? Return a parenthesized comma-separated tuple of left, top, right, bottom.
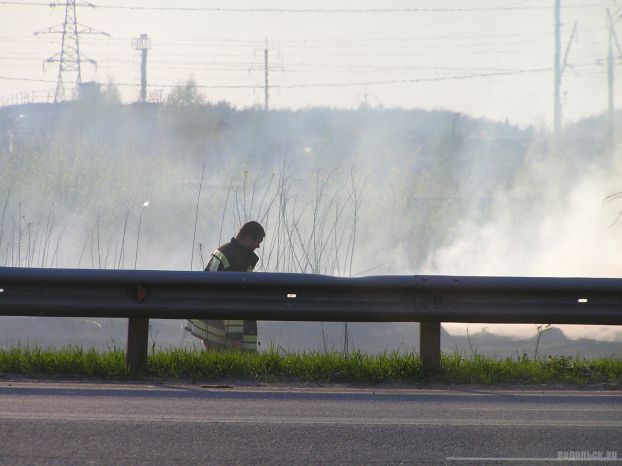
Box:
(1, 267, 621, 372)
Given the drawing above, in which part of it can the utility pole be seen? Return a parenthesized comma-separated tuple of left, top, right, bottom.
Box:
(608, 10, 615, 141)
(264, 37, 269, 111)
(553, 1, 576, 155)
(554, 0, 562, 150)
(607, 8, 622, 142)
(132, 34, 151, 102)
(34, 0, 109, 103)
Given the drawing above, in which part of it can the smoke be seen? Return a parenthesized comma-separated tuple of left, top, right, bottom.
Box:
(2, 99, 621, 351)
(424, 131, 622, 341)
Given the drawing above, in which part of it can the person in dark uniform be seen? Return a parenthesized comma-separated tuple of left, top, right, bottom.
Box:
(186, 221, 265, 351)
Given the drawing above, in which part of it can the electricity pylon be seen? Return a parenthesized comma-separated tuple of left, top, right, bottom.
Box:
(34, 0, 109, 103)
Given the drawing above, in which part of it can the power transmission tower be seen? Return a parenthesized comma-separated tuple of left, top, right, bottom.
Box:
(34, 0, 109, 103)
(264, 37, 269, 110)
(132, 34, 151, 102)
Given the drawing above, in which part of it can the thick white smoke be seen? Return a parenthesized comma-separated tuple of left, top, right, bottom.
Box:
(425, 140, 622, 341)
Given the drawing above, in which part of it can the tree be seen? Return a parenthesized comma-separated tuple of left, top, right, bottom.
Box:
(166, 79, 205, 107)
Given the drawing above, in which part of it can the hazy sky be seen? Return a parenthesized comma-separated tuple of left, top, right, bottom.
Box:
(1, 0, 620, 126)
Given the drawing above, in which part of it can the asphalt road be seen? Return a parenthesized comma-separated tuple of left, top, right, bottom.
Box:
(0, 380, 620, 465)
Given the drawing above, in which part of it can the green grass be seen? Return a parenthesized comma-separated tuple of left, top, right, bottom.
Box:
(1, 347, 621, 386)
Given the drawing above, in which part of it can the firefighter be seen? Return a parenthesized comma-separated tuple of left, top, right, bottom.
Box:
(186, 221, 265, 352)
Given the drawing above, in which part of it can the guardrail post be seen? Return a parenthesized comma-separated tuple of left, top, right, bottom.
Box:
(420, 321, 441, 372)
(126, 317, 149, 373)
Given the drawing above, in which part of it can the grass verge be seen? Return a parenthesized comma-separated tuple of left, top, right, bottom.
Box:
(0, 347, 621, 386)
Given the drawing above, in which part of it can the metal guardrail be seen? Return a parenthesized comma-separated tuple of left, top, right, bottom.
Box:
(1, 267, 622, 372)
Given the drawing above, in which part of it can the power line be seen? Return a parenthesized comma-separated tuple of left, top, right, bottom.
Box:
(270, 68, 556, 88)
(2, 55, 599, 74)
(0, 66, 556, 89)
(0, 29, 611, 49)
(0, 1, 607, 12)
(2, 55, 607, 72)
(0, 75, 57, 82)
(86, 4, 608, 12)
(0, 1, 47, 4)
(0, 59, 605, 93)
